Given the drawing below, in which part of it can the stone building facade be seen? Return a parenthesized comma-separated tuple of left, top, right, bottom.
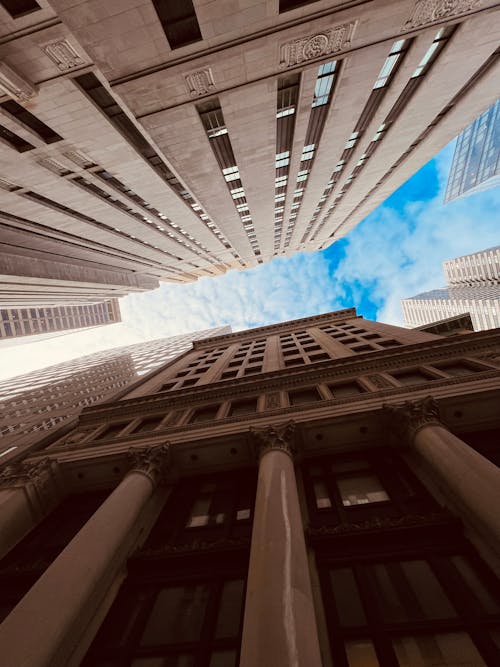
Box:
(0, 1, 499, 303)
(0, 309, 499, 666)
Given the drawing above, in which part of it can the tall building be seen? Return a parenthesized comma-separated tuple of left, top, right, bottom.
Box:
(0, 298, 121, 342)
(0, 325, 230, 451)
(402, 246, 500, 331)
(0, 1, 499, 303)
(444, 98, 500, 202)
(0, 309, 499, 666)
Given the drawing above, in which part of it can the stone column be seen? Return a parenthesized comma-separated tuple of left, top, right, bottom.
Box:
(240, 422, 322, 667)
(386, 396, 500, 557)
(0, 443, 170, 667)
(0, 458, 62, 560)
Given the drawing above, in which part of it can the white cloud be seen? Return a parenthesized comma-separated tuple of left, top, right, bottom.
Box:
(331, 142, 500, 325)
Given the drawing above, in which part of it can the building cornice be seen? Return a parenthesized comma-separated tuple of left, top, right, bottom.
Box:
(77, 329, 500, 424)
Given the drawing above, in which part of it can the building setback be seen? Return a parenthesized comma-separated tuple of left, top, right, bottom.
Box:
(0, 325, 230, 449)
(0, 298, 121, 341)
(402, 246, 500, 331)
(0, 1, 499, 304)
(0, 309, 498, 666)
(444, 98, 500, 202)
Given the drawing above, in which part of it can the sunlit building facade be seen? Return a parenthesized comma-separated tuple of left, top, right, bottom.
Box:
(444, 98, 500, 202)
(0, 299, 121, 342)
(402, 246, 500, 331)
(0, 1, 499, 304)
(0, 309, 499, 666)
(0, 325, 229, 450)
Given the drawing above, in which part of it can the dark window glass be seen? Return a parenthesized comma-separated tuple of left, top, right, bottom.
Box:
(229, 399, 257, 417)
(132, 416, 165, 433)
(436, 363, 474, 376)
(330, 568, 367, 627)
(191, 404, 219, 423)
(152, 0, 202, 49)
(392, 370, 430, 385)
(1, 0, 40, 18)
(0, 123, 35, 152)
(140, 585, 210, 645)
(95, 422, 128, 440)
(214, 579, 245, 638)
(289, 388, 321, 405)
(0, 100, 62, 143)
(338, 473, 389, 506)
(329, 382, 363, 397)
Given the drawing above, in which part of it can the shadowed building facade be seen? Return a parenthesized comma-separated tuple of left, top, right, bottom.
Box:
(0, 309, 499, 666)
(0, 1, 499, 303)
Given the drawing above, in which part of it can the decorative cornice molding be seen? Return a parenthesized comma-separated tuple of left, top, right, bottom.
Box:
(137, 536, 250, 558)
(404, 0, 482, 29)
(279, 22, 356, 68)
(250, 421, 296, 460)
(307, 510, 455, 538)
(384, 396, 444, 444)
(128, 443, 170, 486)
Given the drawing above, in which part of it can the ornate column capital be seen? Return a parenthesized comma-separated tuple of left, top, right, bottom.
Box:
(128, 443, 171, 487)
(0, 457, 62, 516)
(384, 396, 445, 444)
(250, 421, 296, 461)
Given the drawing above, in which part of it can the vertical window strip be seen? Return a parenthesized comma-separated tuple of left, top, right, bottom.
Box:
(308, 30, 454, 243)
(198, 99, 262, 259)
(283, 61, 337, 249)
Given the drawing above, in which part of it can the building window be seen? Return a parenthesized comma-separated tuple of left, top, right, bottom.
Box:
(191, 405, 220, 423)
(132, 416, 165, 433)
(392, 369, 432, 385)
(337, 473, 389, 506)
(1, 0, 40, 18)
(95, 422, 129, 440)
(152, 0, 202, 49)
(320, 552, 500, 666)
(289, 388, 321, 405)
(328, 381, 364, 398)
(229, 399, 257, 417)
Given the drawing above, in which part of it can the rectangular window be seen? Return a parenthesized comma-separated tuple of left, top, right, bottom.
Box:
(0, 100, 62, 143)
(338, 473, 389, 506)
(191, 405, 220, 423)
(152, 0, 202, 50)
(393, 632, 486, 666)
(0, 123, 35, 152)
(229, 399, 257, 417)
(1, 0, 40, 18)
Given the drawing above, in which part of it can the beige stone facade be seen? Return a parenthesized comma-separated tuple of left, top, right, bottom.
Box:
(0, 309, 499, 665)
(0, 1, 499, 303)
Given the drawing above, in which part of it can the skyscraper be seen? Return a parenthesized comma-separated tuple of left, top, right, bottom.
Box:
(444, 98, 500, 202)
(0, 308, 499, 666)
(0, 325, 230, 455)
(402, 246, 500, 331)
(0, 1, 498, 303)
(0, 299, 121, 342)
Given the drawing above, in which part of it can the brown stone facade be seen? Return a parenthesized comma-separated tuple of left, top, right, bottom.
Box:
(0, 310, 499, 665)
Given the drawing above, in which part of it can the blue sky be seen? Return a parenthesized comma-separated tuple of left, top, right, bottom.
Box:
(0, 138, 498, 381)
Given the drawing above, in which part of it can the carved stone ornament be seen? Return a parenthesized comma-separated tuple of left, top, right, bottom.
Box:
(367, 374, 393, 389)
(41, 40, 85, 71)
(0, 457, 52, 489)
(404, 0, 482, 29)
(0, 62, 37, 103)
(384, 395, 444, 444)
(184, 68, 216, 97)
(265, 392, 282, 410)
(279, 22, 356, 68)
(250, 421, 296, 460)
(128, 443, 171, 486)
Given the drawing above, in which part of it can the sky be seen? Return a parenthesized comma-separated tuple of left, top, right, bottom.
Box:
(0, 138, 498, 382)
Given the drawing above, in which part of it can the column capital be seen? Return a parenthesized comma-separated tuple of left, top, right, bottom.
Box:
(384, 396, 445, 444)
(128, 443, 171, 487)
(250, 421, 296, 460)
(0, 457, 53, 489)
